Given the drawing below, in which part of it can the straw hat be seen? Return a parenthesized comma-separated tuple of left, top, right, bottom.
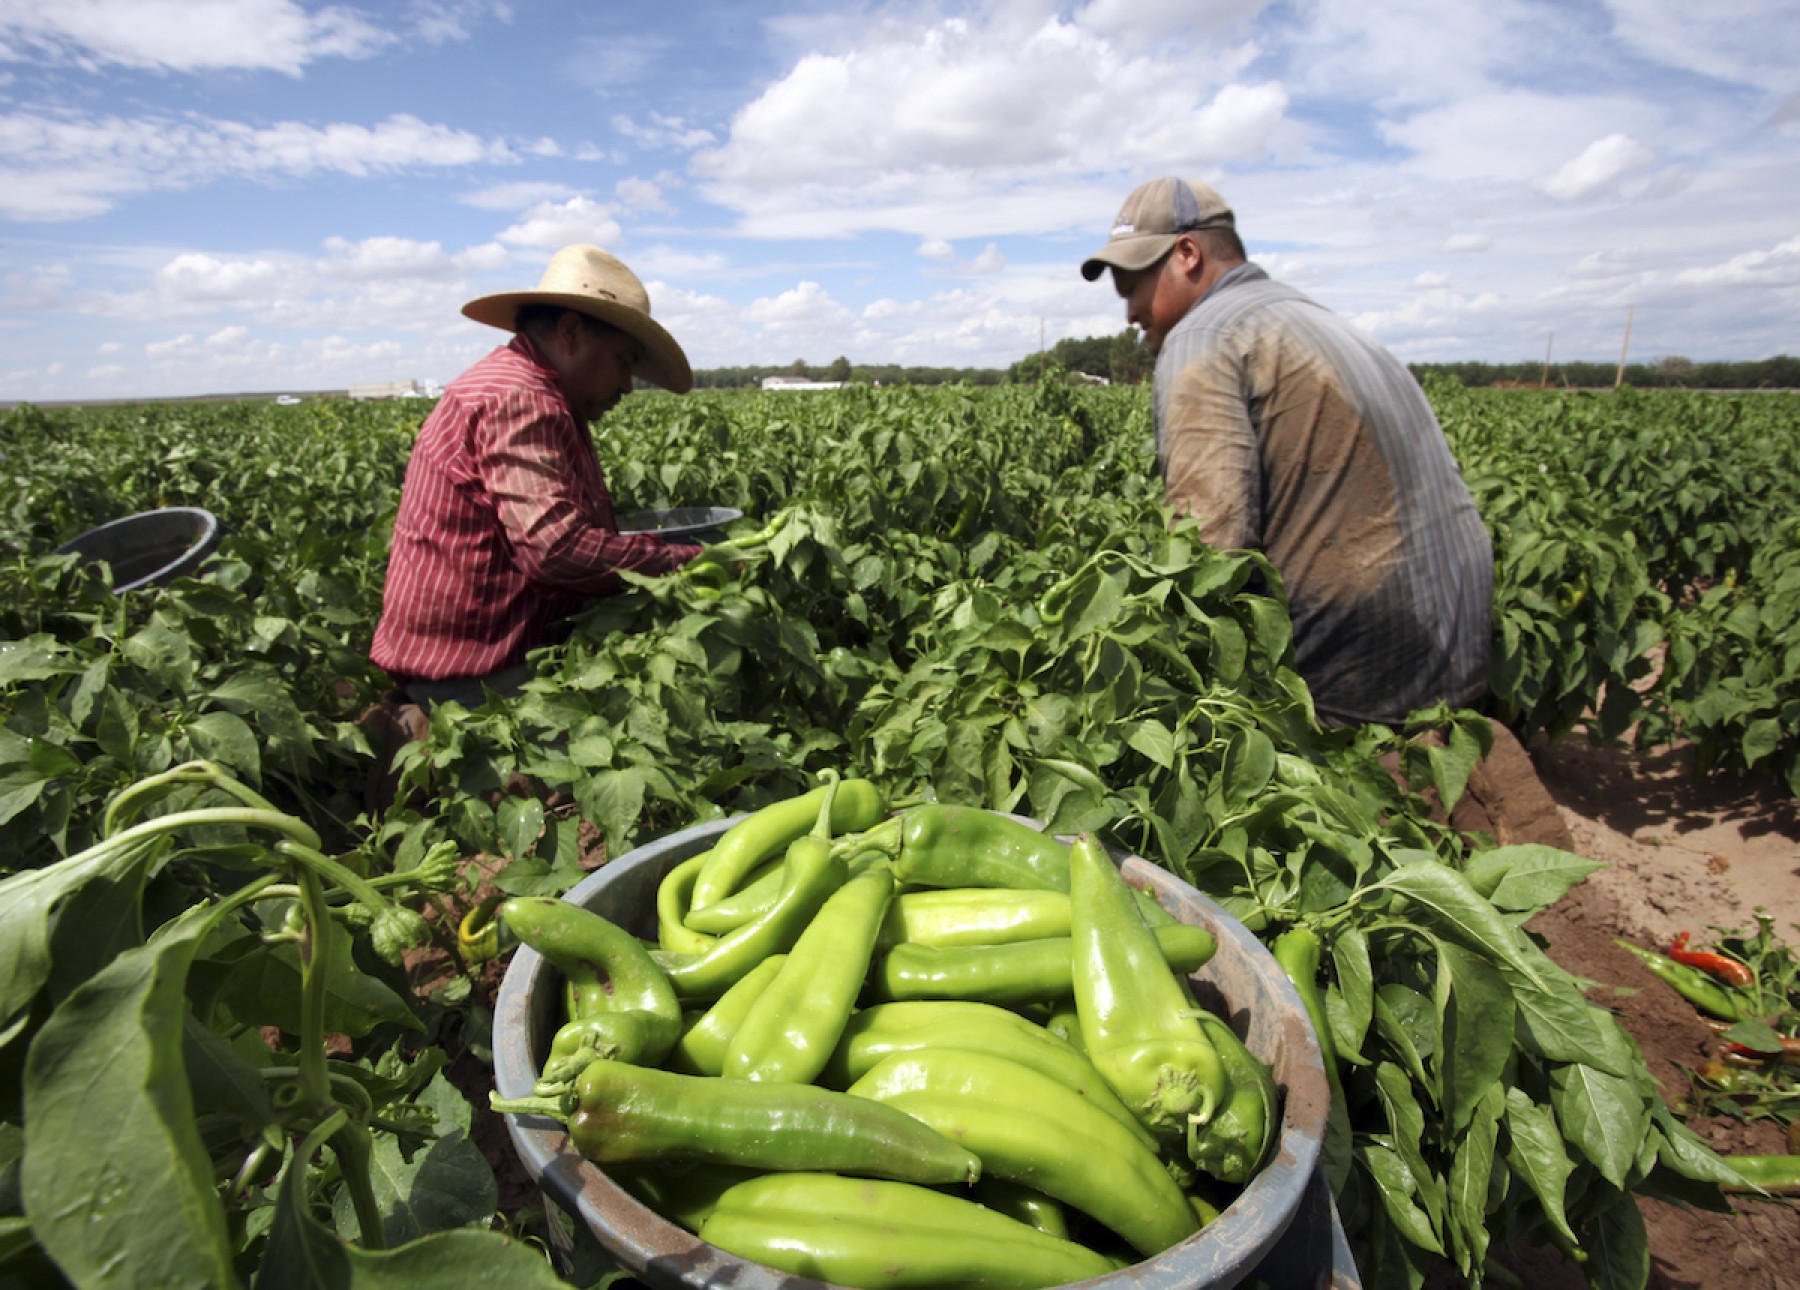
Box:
(462, 245, 693, 393)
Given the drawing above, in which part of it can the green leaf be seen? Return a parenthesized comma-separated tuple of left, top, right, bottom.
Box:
(21, 906, 238, 1290)
(1433, 942, 1514, 1135)
(1327, 926, 1373, 1059)
(1446, 1081, 1503, 1277)
(1462, 845, 1606, 914)
(1503, 1086, 1579, 1253)
(0, 834, 165, 1047)
(496, 796, 545, 862)
(184, 710, 263, 785)
(332, 1074, 498, 1246)
(260, 1128, 564, 1290)
(218, 936, 421, 1038)
(1357, 1138, 1445, 1257)
(1577, 1189, 1649, 1290)
(575, 768, 647, 853)
(1373, 984, 1436, 1091)
(1549, 1064, 1648, 1190)
(1378, 861, 1559, 994)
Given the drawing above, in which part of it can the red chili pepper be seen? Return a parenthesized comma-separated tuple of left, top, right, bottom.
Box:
(1668, 932, 1756, 988)
(1723, 1039, 1800, 1066)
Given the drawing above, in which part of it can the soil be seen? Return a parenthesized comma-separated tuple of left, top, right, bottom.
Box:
(446, 724, 1800, 1287)
(1513, 731, 1800, 1290)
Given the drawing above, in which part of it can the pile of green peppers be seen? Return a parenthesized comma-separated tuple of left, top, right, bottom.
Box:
(490, 776, 1279, 1290)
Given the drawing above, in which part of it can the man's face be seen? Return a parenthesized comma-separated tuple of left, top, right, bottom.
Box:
(558, 323, 644, 423)
(1111, 241, 1202, 355)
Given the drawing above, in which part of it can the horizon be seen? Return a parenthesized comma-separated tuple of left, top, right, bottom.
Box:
(2, 2, 1796, 404)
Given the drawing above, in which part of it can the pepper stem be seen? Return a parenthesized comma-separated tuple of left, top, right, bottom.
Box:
(490, 1091, 575, 1122)
(810, 768, 842, 841)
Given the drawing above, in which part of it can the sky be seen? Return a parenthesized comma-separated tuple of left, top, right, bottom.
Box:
(1, 0, 1796, 402)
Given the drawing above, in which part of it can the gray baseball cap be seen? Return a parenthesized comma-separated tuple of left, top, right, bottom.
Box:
(1080, 177, 1236, 281)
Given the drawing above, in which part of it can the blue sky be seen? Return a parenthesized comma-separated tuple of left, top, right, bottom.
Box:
(2, 0, 1795, 401)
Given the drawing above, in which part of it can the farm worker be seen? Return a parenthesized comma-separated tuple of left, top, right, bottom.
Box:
(1081, 178, 1493, 728)
(370, 245, 703, 709)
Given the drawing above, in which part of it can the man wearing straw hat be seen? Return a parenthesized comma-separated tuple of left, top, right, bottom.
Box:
(370, 245, 703, 710)
(1081, 177, 1493, 730)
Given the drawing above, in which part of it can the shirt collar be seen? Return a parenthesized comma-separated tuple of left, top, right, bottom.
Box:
(1195, 260, 1268, 308)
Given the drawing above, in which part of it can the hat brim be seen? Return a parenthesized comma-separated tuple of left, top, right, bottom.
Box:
(462, 291, 694, 394)
(1080, 232, 1181, 282)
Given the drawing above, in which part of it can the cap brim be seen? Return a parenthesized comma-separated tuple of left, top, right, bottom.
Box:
(462, 291, 694, 394)
(1080, 233, 1180, 282)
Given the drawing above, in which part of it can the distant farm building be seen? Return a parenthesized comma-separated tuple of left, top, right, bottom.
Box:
(348, 379, 442, 401)
(760, 376, 846, 391)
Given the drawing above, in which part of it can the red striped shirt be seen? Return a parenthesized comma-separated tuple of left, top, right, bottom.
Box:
(370, 335, 700, 681)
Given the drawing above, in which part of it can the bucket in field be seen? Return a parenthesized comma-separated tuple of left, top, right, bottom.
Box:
(493, 813, 1357, 1289)
(53, 507, 222, 593)
(616, 507, 744, 545)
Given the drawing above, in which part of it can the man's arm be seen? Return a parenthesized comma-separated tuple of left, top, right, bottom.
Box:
(1157, 342, 1261, 552)
(478, 390, 701, 593)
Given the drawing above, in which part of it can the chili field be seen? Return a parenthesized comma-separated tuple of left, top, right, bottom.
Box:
(1, 378, 1796, 1289)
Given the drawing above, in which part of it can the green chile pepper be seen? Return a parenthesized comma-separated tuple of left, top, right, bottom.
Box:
(878, 804, 1073, 892)
(608, 1161, 758, 1233)
(1613, 938, 1748, 1021)
(490, 1058, 980, 1184)
(872, 922, 1216, 1008)
(876, 887, 1073, 948)
(1186, 1010, 1278, 1185)
(690, 772, 886, 911)
(972, 1178, 1072, 1241)
(683, 860, 784, 935)
(697, 1173, 1116, 1290)
(1718, 1154, 1800, 1195)
(656, 834, 848, 1001)
(656, 852, 718, 955)
(848, 1048, 1199, 1257)
(666, 953, 787, 1077)
(1069, 832, 1228, 1144)
(723, 864, 896, 1084)
(820, 999, 1154, 1149)
(499, 897, 682, 1069)
(1272, 925, 1351, 1194)
(536, 1012, 677, 1095)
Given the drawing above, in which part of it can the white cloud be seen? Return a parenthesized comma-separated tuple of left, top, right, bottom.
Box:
(744, 281, 854, 331)
(0, 0, 389, 74)
(1442, 234, 1492, 253)
(614, 177, 672, 212)
(969, 244, 1007, 275)
(1537, 133, 1657, 201)
(322, 236, 456, 280)
(157, 253, 286, 304)
(0, 109, 516, 221)
(611, 112, 717, 151)
(691, 11, 1287, 239)
(1382, 92, 1655, 185)
(1603, 0, 1800, 96)
(459, 181, 580, 211)
(1672, 235, 1800, 287)
(1411, 271, 1451, 288)
(918, 240, 955, 261)
(496, 197, 623, 249)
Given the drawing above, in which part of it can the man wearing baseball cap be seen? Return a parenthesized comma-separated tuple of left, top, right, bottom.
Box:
(370, 244, 704, 710)
(1083, 178, 1493, 727)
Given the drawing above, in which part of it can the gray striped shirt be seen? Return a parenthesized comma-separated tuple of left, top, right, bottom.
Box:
(1153, 262, 1493, 726)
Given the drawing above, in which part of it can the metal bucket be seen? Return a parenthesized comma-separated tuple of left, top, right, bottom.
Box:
(494, 816, 1353, 1289)
(52, 506, 221, 593)
(616, 507, 745, 545)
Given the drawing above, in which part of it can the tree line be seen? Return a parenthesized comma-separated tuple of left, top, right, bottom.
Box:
(693, 342, 1799, 392)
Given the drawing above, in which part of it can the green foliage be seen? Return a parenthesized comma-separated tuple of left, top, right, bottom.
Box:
(3, 380, 1795, 1287)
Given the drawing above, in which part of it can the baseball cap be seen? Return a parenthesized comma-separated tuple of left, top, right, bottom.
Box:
(1079, 177, 1236, 282)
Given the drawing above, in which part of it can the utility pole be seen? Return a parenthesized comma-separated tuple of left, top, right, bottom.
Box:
(1615, 305, 1634, 389)
(1540, 332, 1553, 389)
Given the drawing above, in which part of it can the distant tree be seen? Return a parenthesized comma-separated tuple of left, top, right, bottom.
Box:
(788, 358, 809, 377)
(1108, 330, 1151, 384)
(826, 355, 852, 382)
